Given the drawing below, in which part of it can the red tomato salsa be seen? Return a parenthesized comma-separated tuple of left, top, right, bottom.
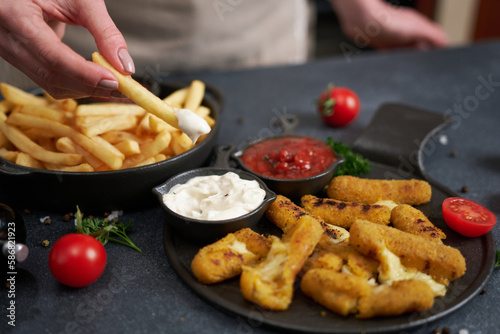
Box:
(240, 136, 336, 179)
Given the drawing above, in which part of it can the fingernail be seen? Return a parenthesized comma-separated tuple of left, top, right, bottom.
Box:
(98, 79, 119, 90)
(118, 48, 135, 74)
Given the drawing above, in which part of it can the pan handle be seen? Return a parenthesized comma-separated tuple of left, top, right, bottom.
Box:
(0, 159, 31, 176)
(212, 144, 236, 169)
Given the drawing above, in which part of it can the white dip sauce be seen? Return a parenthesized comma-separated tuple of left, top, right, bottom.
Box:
(163, 172, 266, 221)
(175, 108, 211, 144)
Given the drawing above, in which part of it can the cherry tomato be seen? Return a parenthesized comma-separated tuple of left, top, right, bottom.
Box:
(49, 234, 107, 287)
(442, 197, 497, 237)
(317, 84, 360, 127)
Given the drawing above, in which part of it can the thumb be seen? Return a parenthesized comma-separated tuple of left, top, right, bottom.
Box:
(78, 1, 135, 75)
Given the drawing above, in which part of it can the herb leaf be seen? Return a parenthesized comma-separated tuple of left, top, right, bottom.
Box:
(495, 250, 500, 269)
(326, 138, 371, 177)
(75, 207, 142, 253)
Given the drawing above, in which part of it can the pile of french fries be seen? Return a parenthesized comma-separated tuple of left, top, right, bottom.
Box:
(0, 80, 214, 172)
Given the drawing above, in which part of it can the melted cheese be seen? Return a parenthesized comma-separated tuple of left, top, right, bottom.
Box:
(374, 200, 399, 211)
(259, 241, 288, 280)
(228, 240, 251, 255)
(378, 247, 446, 297)
(323, 222, 350, 244)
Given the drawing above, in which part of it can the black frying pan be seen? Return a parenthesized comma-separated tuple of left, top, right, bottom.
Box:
(0, 81, 224, 213)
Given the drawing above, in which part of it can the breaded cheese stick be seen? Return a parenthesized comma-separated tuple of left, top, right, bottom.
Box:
(301, 194, 391, 229)
(327, 175, 432, 205)
(349, 219, 466, 285)
(266, 195, 349, 248)
(357, 280, 435, 318)
(322, 242, 380, 280)
(391, 204, 446, 243)
(301, 249, 343, 275)
(240, 214, 323, 310)
(300, 269, 371, 317)
(191, 228, 271, 284)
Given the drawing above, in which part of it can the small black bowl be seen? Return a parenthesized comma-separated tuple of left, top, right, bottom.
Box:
(232, 137, 344, 200)
(153, 167, 276, 243)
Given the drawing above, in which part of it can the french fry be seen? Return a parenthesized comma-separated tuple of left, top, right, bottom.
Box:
(0, 128, 7, 147)
(135, 114, 154, 137)
(15, 152, 44, 169)
(163, 87, 188, 106)
(49, 97, 78, 112)
(43, 92, 77, 112)
(0, 83, 47, 106)
(184, 80, 205, 111)
(149, 114, 177, 133)
(55, 137, 104, 170)
(195, 105, 211, 118)
(0, 100, 12, 114)
(37, 137, 56, 152)
(91, 136, 125, 160)
(0, 147, 18, 162)
(16, 104, 66, 122)
(154, 153, 167, 162)
(78, 114, 137, 137)
(75, 115, 109, 126)
(75, 103, 145, 117)
(92, 52, 180, 129)
(114, 139, 141, 156)
(6, 112, 123, 169)
(122, 130, 172, 168)
(204, 115, 216, 127)
(170, 131, 192, 155)
(100, 130, 141, 144)
(44, 162, 94, 172)
(22, 128, 58, 140)
(0, 120, 82, 166)
(133, 156, 156, 167)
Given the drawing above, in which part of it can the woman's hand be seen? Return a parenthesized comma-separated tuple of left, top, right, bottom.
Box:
(0, 0, 135, 99)
(331, 0, 449, 50)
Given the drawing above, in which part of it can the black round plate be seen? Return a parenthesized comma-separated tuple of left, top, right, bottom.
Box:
(162, 162, 495, 334)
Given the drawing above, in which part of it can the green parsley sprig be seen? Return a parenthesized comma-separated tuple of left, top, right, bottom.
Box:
(75, 207, 142, 253)
(326, 137, 371, 177)
(495, 250, 500, 269)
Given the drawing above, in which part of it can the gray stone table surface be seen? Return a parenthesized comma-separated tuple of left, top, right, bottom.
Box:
(2, 41, 500, 334)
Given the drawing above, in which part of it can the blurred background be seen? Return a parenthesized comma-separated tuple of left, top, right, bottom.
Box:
(1, 0, 499, 89)
(314, 0, 500, 58)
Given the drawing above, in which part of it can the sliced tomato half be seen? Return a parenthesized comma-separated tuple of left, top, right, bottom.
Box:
(442, 197, 497, 237)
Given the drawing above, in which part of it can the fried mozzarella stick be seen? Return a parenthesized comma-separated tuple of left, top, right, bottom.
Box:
(356, 280, 434, 319)
(240, 215, 323, 310)
(301, 195, 391, 229)
(266, 195, 379, 280)
(322, 242, 380, 280)
(391, 204, 446, 243)
(357, 280, 434, 318)
(301, 269, 435, 318)
(191, 228, 271, 284)
(300, 249, 343, 275)
(266, 195, 349, 248)
(301, 270, 371, 317)
(350, 220, 466, 285)
(327, 175, 432, 205)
